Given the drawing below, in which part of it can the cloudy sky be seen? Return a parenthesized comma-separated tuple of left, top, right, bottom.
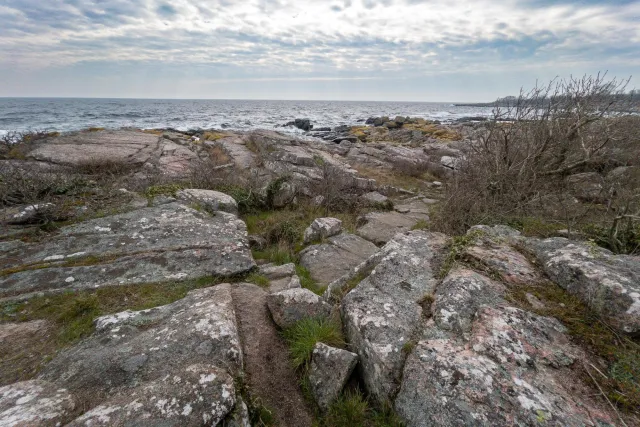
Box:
(0, 0, 638, 101)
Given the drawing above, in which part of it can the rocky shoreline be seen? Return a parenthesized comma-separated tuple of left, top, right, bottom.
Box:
(1, 126, 638, 426)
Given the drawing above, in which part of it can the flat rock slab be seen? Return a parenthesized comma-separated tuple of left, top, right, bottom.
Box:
(1, 202, 255, 299)
(299, 233, 378, 286)
(27, 130, 161, 166)
(37, 285, 242, 423)
(395, 306, 616, 426)
(357, 211, 428, 245)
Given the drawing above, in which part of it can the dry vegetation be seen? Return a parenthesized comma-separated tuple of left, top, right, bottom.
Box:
(434, 74, 640, 254)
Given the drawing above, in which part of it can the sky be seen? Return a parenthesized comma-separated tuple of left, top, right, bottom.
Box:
(0, 0, 638, 102)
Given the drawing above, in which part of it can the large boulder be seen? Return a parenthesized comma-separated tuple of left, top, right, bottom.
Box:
(525, 237, 640, 335)
(266, 288, 332, 329)
(176, 189, 239, 214)
(308, 343, 358, 410)
(565, 172, 606, 202)
(36, 285, 243, 424)
(0, 380, 78, 427)
(0, 202, 255, 299)
(341, 231, 448, 403)
(299, 233, 378, 286)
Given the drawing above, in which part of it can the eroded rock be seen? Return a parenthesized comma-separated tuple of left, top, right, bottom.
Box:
(308, 343, 358, 410)
(303, 217, 343, 244)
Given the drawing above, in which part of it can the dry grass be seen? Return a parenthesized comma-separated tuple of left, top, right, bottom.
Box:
(352, 163, 433, 192)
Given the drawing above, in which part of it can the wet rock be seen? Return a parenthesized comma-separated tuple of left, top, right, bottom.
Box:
(1, 203, 255, 299)
(176, 188, 238, 214)
(356, 211, 429, 245)
(0, 380, 78, 427)
(300, 233, 378, 287)
(342, 231, 448, 403)
(303, 217, 343, 244)
(285, 118, 312, 131)
(38, 285, 243, 416)
(266, 288, 332, 329)
(525, 237, 640, 335)
(308, 343, 358, 410)
(65, 364, 235, 426)
(396, 305, 615, 426)
(383, 121, 399, 129)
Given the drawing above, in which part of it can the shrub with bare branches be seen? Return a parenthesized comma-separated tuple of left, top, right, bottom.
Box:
(434, 74, 640, 253)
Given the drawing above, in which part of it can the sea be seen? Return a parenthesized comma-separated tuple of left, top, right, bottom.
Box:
(0, 98, 494, 136)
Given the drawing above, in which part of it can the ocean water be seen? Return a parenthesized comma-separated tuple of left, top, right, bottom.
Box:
(0, 98, 494, 135)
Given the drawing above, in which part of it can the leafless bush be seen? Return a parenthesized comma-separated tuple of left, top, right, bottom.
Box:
(0, 130, 59, 160)
(311, 162, 366, 214)
(434, 74, 640, 253)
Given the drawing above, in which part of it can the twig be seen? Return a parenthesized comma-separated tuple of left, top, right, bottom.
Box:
(583, 362, 628, 427)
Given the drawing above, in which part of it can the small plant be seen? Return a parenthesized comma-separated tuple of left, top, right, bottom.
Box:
(438, 230, 484, 279)
(247, 273, 270, 288)
(320, 390, 405, 427)
(411, 219, 429, 231)
(401, 340, 416, 354)
(144, 183, 184, 199)
(295, 265, 325, 295)
(283, 317, 344, 369)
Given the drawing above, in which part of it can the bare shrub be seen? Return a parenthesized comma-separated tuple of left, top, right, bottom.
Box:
(311, 162, 366, 214)
(0, 130, 59, 160)
(434, 73, 640, 253)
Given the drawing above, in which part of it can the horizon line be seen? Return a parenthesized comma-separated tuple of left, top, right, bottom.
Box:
(0, 96, 494, 104)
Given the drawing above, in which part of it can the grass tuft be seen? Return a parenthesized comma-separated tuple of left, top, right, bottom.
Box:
(318, 390, 405, 427)
(283, 317, 344, 369)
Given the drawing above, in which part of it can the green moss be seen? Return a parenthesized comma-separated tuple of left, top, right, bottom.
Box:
(283, 317, 344, 369)
(401, 340, 416, 354)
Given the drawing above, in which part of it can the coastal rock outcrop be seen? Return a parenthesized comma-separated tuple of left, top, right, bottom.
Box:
(0, 202, 255, 299)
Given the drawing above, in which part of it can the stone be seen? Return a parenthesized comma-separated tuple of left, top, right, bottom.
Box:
(395, 306, 615, 426)
(308, 343, 358, 410)
(266, 288, 332, 329)
(383, 121, 399, 129)
(303, 217, 343, 244)
(433, 268, 506, 336)
(565, 172, 605, 202)
(299, 233, 378, 286)
(394, 116, 406, 124)
(342, 231, 448, 403)
(0, 380, 78, 427)
(176, 188, 239, 214)
(356, 211, 429, 245)
(35, 285, 242, 423)
(359, 191, 390, 207)
(259, 263, 296, 280)
(224, 397, 251, 427)
(65, 364, 235, 426)
(333, 125, 350, 133)
(525, 237, 640, 335)
(1, 203, 255, 299)
(526, 292, 546, 310)
(462, 226, 540, 285)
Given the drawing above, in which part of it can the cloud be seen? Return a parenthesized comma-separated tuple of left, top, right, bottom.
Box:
(0, 0, 638, 99)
